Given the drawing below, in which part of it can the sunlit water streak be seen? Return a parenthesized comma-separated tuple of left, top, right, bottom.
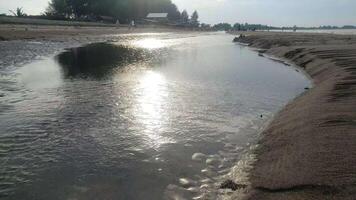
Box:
(0, 32, 311, 200)
(133, 71, 172, 148)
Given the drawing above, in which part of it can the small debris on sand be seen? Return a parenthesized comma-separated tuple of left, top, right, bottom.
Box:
(233, 34, 246, 42)
(220, 180, 246, 191)
(192, 153, 207, 161)
(179, 178, 197, 188)
(206, 157, 221, 167)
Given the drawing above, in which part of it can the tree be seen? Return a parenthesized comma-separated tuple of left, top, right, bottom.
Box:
(46, 0, 71, 18)
(9, 7, 27, 17)
(231, 22, 276, 31)
(190, 10, 199, 27)
(213, 23, 232, 31)
(181, 9, 189, 24)
(233, 23, 241, 31)
(45, 0, 189, 23)
(166, 3, 181, 21)
(67, 0, 90, 18)
(200, 23, 211, 30)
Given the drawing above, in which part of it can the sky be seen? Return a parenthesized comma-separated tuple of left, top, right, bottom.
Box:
(0, 0, 355, 27)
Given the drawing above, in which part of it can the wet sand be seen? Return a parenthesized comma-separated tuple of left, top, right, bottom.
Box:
(232, 32, 356, 199)
(0, 24, 194, 69)
(0, 24, 186, 41)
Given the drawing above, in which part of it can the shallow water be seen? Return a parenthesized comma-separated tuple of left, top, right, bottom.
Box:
(0, 32, 311, 200)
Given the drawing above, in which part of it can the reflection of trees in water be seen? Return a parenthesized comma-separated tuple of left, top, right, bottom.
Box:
(56, 43, 152, 79)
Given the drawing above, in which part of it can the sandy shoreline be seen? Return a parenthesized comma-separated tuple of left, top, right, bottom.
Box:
(0, 24, 189, 41)
(230, 32, 356, 199)
(0, 24, 195, 69)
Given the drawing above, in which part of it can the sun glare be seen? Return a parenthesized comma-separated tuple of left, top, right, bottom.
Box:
(133, 71, 172, 147)
(134, 38, 167, 49)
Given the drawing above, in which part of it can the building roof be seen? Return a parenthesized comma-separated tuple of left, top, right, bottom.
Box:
(99, 15, 114, 20)
(146, 13, 168, 18)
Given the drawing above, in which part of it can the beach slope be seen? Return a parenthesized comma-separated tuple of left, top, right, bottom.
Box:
(234, 32, 356, 200)
(0, 24, 183, 41)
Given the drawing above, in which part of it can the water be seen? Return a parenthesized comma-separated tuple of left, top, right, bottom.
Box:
(0, 32, 311, 200)
(269, 29, 356, 35)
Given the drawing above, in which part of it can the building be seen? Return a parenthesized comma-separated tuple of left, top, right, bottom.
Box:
(98, 15, 115, 23)
(145, 13, 168, 23)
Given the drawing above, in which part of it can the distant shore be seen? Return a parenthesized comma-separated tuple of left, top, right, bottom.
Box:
(230, 32, 356, 199)
(0, 23, 191, 41)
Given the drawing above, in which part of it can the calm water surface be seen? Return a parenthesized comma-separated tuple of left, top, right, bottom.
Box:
(0, 33, 310, 199)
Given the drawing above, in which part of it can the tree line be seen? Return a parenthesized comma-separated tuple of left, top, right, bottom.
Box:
(211, 22, 356, 31)
(45, 0, 199, 25)
(212, 23, 279, 31)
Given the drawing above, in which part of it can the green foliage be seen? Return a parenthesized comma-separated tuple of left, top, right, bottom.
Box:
(342, 25, 356, 29)
(165, 3, 181, 21)
(46, 0, 71, 18)
(46, 0, 183, 22)
(190, 10, 199, 27)
(213, 23, 232, 31)
(200, 23, 210, 28)
(200, 23, 211, 30)
(9, 7, 27, 17)
(180, 10, 189, 24)
(232, 23, 274, 31)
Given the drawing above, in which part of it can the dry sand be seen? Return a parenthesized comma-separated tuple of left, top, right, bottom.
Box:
(232, 32, 356, 200)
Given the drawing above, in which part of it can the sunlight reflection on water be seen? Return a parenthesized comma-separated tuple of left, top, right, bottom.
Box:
(134, 71, 172, 148)
(133, 38, 171, 49)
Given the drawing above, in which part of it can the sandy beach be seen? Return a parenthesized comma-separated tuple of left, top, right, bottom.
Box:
(232, 32, 356, 199)
(0, 24, 187, 41)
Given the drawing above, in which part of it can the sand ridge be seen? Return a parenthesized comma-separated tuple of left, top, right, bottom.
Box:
(233, 32, 356, 200)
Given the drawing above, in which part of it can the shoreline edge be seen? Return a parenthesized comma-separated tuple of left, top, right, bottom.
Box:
(232, 32, 356, 200)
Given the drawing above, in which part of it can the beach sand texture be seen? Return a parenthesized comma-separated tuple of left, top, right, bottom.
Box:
(234, 32, 356, 200)
(0, 24, 185, 41)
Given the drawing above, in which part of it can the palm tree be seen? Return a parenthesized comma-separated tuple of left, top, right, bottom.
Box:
(9, 7, 27, 17)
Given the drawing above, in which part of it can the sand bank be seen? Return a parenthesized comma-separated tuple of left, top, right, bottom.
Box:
(0, 24, 187, 41)
(231, 32, 356, 199)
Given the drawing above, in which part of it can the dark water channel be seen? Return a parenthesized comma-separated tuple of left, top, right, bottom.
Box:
(0, 33, 311, 200)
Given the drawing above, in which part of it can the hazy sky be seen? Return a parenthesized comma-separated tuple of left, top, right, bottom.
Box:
(1, 0, 355, 26)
